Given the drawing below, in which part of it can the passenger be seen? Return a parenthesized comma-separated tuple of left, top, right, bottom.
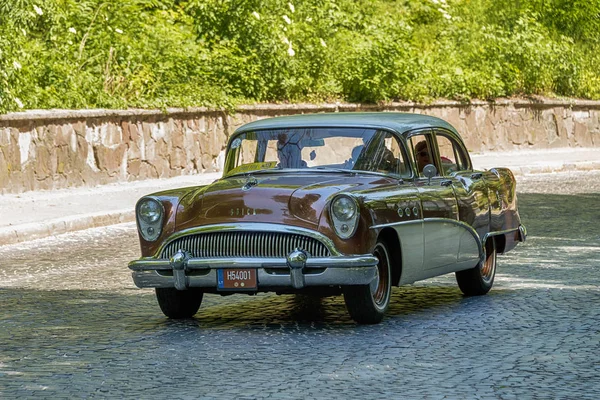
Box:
(415, 140, 432, 173)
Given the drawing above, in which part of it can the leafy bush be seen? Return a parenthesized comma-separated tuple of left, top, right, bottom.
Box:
(0, 0, 599, 113)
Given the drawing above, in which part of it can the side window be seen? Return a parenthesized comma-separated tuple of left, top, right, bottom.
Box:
(355, 131, 409, 177)
(381, 133, 409, 177)
(436, 134, 468, 175)
(409, 134, 435, 176)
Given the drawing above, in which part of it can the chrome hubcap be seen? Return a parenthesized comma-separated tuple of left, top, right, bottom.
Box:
(481, 240, 496, 284)
(371, 243, 390, 307)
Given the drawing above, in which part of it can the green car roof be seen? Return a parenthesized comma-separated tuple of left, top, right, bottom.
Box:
(234, 112, 460, 137)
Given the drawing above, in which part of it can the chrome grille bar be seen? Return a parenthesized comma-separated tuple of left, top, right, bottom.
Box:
(161, 231, 331, 260)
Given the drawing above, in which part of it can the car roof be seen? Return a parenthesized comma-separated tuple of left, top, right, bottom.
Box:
(234, 112, 460, 137)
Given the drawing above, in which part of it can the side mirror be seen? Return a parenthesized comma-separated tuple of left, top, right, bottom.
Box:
(423, 164, 437, 185)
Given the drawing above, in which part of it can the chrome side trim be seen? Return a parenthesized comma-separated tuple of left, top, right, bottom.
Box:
(370, 219, 422, 230)
(483, 227, 521, 244)
(155, 223, 342, 258)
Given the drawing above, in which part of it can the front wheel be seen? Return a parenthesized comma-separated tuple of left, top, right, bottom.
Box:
(155, 288, 203, 319)
(456, 238, 497, 296)
(343, 241, 392, 324)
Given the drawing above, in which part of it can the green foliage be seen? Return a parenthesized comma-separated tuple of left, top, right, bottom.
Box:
(0, 0, 599, 113)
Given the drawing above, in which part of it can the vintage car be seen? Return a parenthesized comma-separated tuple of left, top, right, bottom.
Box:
(128, 112, 526, 324)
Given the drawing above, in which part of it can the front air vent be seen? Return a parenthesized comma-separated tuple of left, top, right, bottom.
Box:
(161, 231, 331, 259)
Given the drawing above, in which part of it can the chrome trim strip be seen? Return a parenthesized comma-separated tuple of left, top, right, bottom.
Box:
(370, 219, 423, 230)
(154, 223, 342, 258)
(483, 226, 524, 243)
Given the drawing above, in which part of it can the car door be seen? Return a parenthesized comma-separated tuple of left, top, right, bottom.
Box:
(358, 131, 425, 285)
(432, 129, 489, 268)
(407, 131, 461, 276)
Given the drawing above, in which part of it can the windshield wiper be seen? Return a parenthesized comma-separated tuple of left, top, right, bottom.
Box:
(227, 168, 283, 178)
(309, 167, 357, 174)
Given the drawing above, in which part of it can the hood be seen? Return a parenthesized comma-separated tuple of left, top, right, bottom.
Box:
(175, 172, 385, 230)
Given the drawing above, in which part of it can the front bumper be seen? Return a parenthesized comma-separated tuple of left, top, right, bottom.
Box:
(128, 249, 378, 291)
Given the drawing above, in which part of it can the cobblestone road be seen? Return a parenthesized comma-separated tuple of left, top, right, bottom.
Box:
(1, 172, 599, 399)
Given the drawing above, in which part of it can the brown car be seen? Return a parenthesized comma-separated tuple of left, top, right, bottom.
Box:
(128, 112, 526, 324)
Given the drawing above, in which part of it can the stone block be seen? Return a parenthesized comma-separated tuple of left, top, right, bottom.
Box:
(128, 140, 142, 161)
(128, 122, 141, 142)
(206, 117, 227, 157)
(56, 145, 73, 175)
(574, 120, 593, 147)
(103, 123, 123, 147)
(150, 122, 167, 142)
(228, 114, 246, 133)
(139, 160, 158, 179)
(0, 128, 11, 146)
(155, 137, 169, 159)
(201, 153, 215, 172)
(150, 158, 170, 178)
(184, 127, 201, 165)
(94, 143, 126, 176)
(171, 119, 184, 149)
(0, 147, 10, 190)
(142, 122, 153, 145)
(55, 124, 74, 147)
(35, 146, 52, 180)
(169, 147, 186, 170)
(73, 120, 86, 137)
(128, 158, 141, 176)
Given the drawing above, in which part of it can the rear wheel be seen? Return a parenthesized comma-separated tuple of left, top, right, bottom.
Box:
(456, 238, 497, 296)
(155, 288, 203, 319)
(343, 240, 392, 324)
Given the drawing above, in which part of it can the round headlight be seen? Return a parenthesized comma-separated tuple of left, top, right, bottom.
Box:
(330, 195, 359, 239)
(137, 197, 164, 242)
(332, 196, 356, 221)
(139, 199, 162, 224)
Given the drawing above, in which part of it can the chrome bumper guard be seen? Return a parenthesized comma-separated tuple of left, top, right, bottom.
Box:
(128, 249, 378, 291)
(519, 224, 527, 242)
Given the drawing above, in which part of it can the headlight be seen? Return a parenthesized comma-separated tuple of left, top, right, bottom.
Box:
(330, 195, 359, 239)
(139, 199, 162, 223)
(136, 197, 164, 242)
(332, 196, 356, 221)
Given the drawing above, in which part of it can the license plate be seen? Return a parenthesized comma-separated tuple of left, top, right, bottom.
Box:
(217, 268, 257, 290)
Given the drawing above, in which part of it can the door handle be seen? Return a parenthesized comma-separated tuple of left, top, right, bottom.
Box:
(471, 172, 483, 180)
(440, 180, 453, 187)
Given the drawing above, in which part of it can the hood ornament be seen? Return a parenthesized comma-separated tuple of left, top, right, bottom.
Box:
(242, 174, 258, 191)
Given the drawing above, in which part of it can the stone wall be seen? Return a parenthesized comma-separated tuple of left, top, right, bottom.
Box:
(1, 99, 599, 194)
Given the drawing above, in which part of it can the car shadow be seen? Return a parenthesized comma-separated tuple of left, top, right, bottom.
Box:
(0, 285, 503, 337)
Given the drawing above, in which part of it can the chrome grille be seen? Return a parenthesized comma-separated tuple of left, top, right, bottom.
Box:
(161, 231, 331, 259)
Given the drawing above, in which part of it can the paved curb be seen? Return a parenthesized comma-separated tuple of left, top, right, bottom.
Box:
(509, 161, 600, 176)
(0, 209, 134, 246)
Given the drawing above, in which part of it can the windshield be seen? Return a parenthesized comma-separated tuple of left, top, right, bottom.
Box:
(224, 127, 410, 177)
